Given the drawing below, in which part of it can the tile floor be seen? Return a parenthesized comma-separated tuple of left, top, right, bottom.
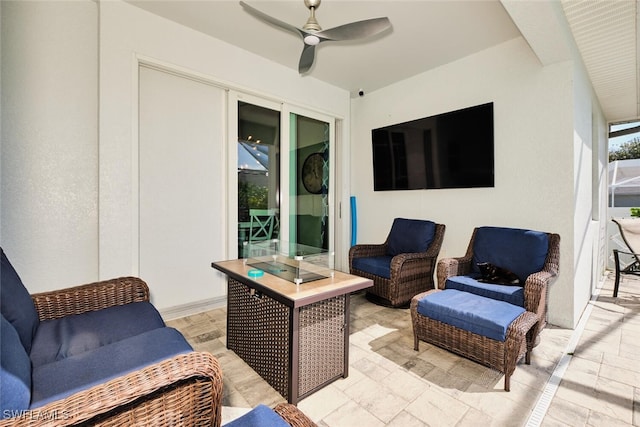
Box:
(166, 273, 639, 426)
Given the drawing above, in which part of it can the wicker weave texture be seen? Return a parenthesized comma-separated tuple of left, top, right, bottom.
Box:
(227, 278, 349, 403)
(0, 352, 223, 427)
(227, 278, 291, 398)
(86, 352, 222, 427)
(274, 403, 318, 427)
(411, 290, 539, 391)
(349, 223, 446, 307)
(298, 296, 346, 396)
(31, 277, 150, 321)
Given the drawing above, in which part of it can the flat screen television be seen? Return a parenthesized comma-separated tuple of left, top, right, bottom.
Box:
(371, 102, 494, 191)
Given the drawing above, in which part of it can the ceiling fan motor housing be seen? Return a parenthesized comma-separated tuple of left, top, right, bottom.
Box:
(303, 0, 322, 31)
(304, 0, 322, 9)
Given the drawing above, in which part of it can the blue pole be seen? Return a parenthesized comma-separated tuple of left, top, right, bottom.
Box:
(350, 196, 357, 246)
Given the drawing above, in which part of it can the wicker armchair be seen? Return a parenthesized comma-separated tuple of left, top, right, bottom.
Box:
(0, 276, 315, 427)
(349, 218, 446, 307)
(437, 227, 560, 342)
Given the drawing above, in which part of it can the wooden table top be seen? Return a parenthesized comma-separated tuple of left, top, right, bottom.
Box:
(212, 258, 373, 307)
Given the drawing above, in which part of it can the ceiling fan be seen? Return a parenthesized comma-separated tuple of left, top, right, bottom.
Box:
(239, 0, 391, 74)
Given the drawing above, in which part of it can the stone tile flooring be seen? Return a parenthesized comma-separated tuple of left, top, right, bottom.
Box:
(166, 273, 639, 426)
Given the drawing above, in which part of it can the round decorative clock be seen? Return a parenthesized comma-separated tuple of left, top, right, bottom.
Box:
(302, 152, 324, 194)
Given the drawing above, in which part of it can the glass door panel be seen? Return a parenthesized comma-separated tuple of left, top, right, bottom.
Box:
(289, 112, 332, 255)
(237, 101, 280, 258)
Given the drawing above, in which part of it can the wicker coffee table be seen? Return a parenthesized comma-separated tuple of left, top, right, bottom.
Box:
(212, 259, 372, 404)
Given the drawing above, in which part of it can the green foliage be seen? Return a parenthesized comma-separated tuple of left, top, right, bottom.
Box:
(238, 181, 268, 209)
(631, 208, 640, 217)
(610, 137, 640, 162)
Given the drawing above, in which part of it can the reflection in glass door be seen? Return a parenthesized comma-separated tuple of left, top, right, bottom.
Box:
(237, 102, 280, 258)
(290, 113, 331, 254)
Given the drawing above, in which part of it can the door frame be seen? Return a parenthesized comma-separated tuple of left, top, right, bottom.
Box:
(283, 105, 336, 258)
(227, 91, 283, 259)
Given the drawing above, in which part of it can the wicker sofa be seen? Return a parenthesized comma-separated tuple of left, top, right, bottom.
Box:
(0, 248, 314, 426)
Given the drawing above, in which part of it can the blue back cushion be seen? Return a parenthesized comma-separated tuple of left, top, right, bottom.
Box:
(386, 218, 436, 256)
(30, 302, 166, 367)
(416, 289, 525, 342)
(471, 227, 549, 282)
(223, 404, 289, 427)
(1, 315, 32, 418)
(1, 248, 39, 353)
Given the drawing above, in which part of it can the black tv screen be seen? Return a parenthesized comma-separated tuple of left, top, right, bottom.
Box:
(371, 102, 494, 191)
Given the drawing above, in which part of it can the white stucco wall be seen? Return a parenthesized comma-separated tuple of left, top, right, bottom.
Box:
(350, 37, 578, 327)
(1, 1, 99, 290)
(571, 55, 605, 327)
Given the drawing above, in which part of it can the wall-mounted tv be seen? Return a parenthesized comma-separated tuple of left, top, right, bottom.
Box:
(371, 102, 494, 191)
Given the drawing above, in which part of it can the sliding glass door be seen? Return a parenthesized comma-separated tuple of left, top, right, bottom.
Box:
(230, 93, 334, 258)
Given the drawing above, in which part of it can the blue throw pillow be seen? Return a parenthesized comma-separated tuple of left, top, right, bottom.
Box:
(1, 315, 32, 418)
(386, 218, 436, 256)
(1, 248, 39, 353)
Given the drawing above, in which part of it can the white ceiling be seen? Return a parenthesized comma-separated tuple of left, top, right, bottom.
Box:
(561, 0, 638, 125)
(127, 0, 638, 124)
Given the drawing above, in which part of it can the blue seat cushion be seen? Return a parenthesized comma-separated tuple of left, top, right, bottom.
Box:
(416, 289, 526, 342)
(1, 315, 31, 419)
(1, 248, 39, 353)
(352, 256, 393, 279)
(30, 302, 165, 367)
(471, 227, 549, 282)
(386, 218, 436, 256)
(446, 275, 525, 307)
(223, 404, 289, 427)
(30, 327, 192, 408)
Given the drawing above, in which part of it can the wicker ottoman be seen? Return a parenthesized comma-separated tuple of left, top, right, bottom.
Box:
(410, 289, 539, 391)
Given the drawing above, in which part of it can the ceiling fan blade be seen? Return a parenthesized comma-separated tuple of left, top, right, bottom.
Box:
(240, 1, 302, 37)
(315, 17, 391, 42)
(299, 44, 316, 74)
